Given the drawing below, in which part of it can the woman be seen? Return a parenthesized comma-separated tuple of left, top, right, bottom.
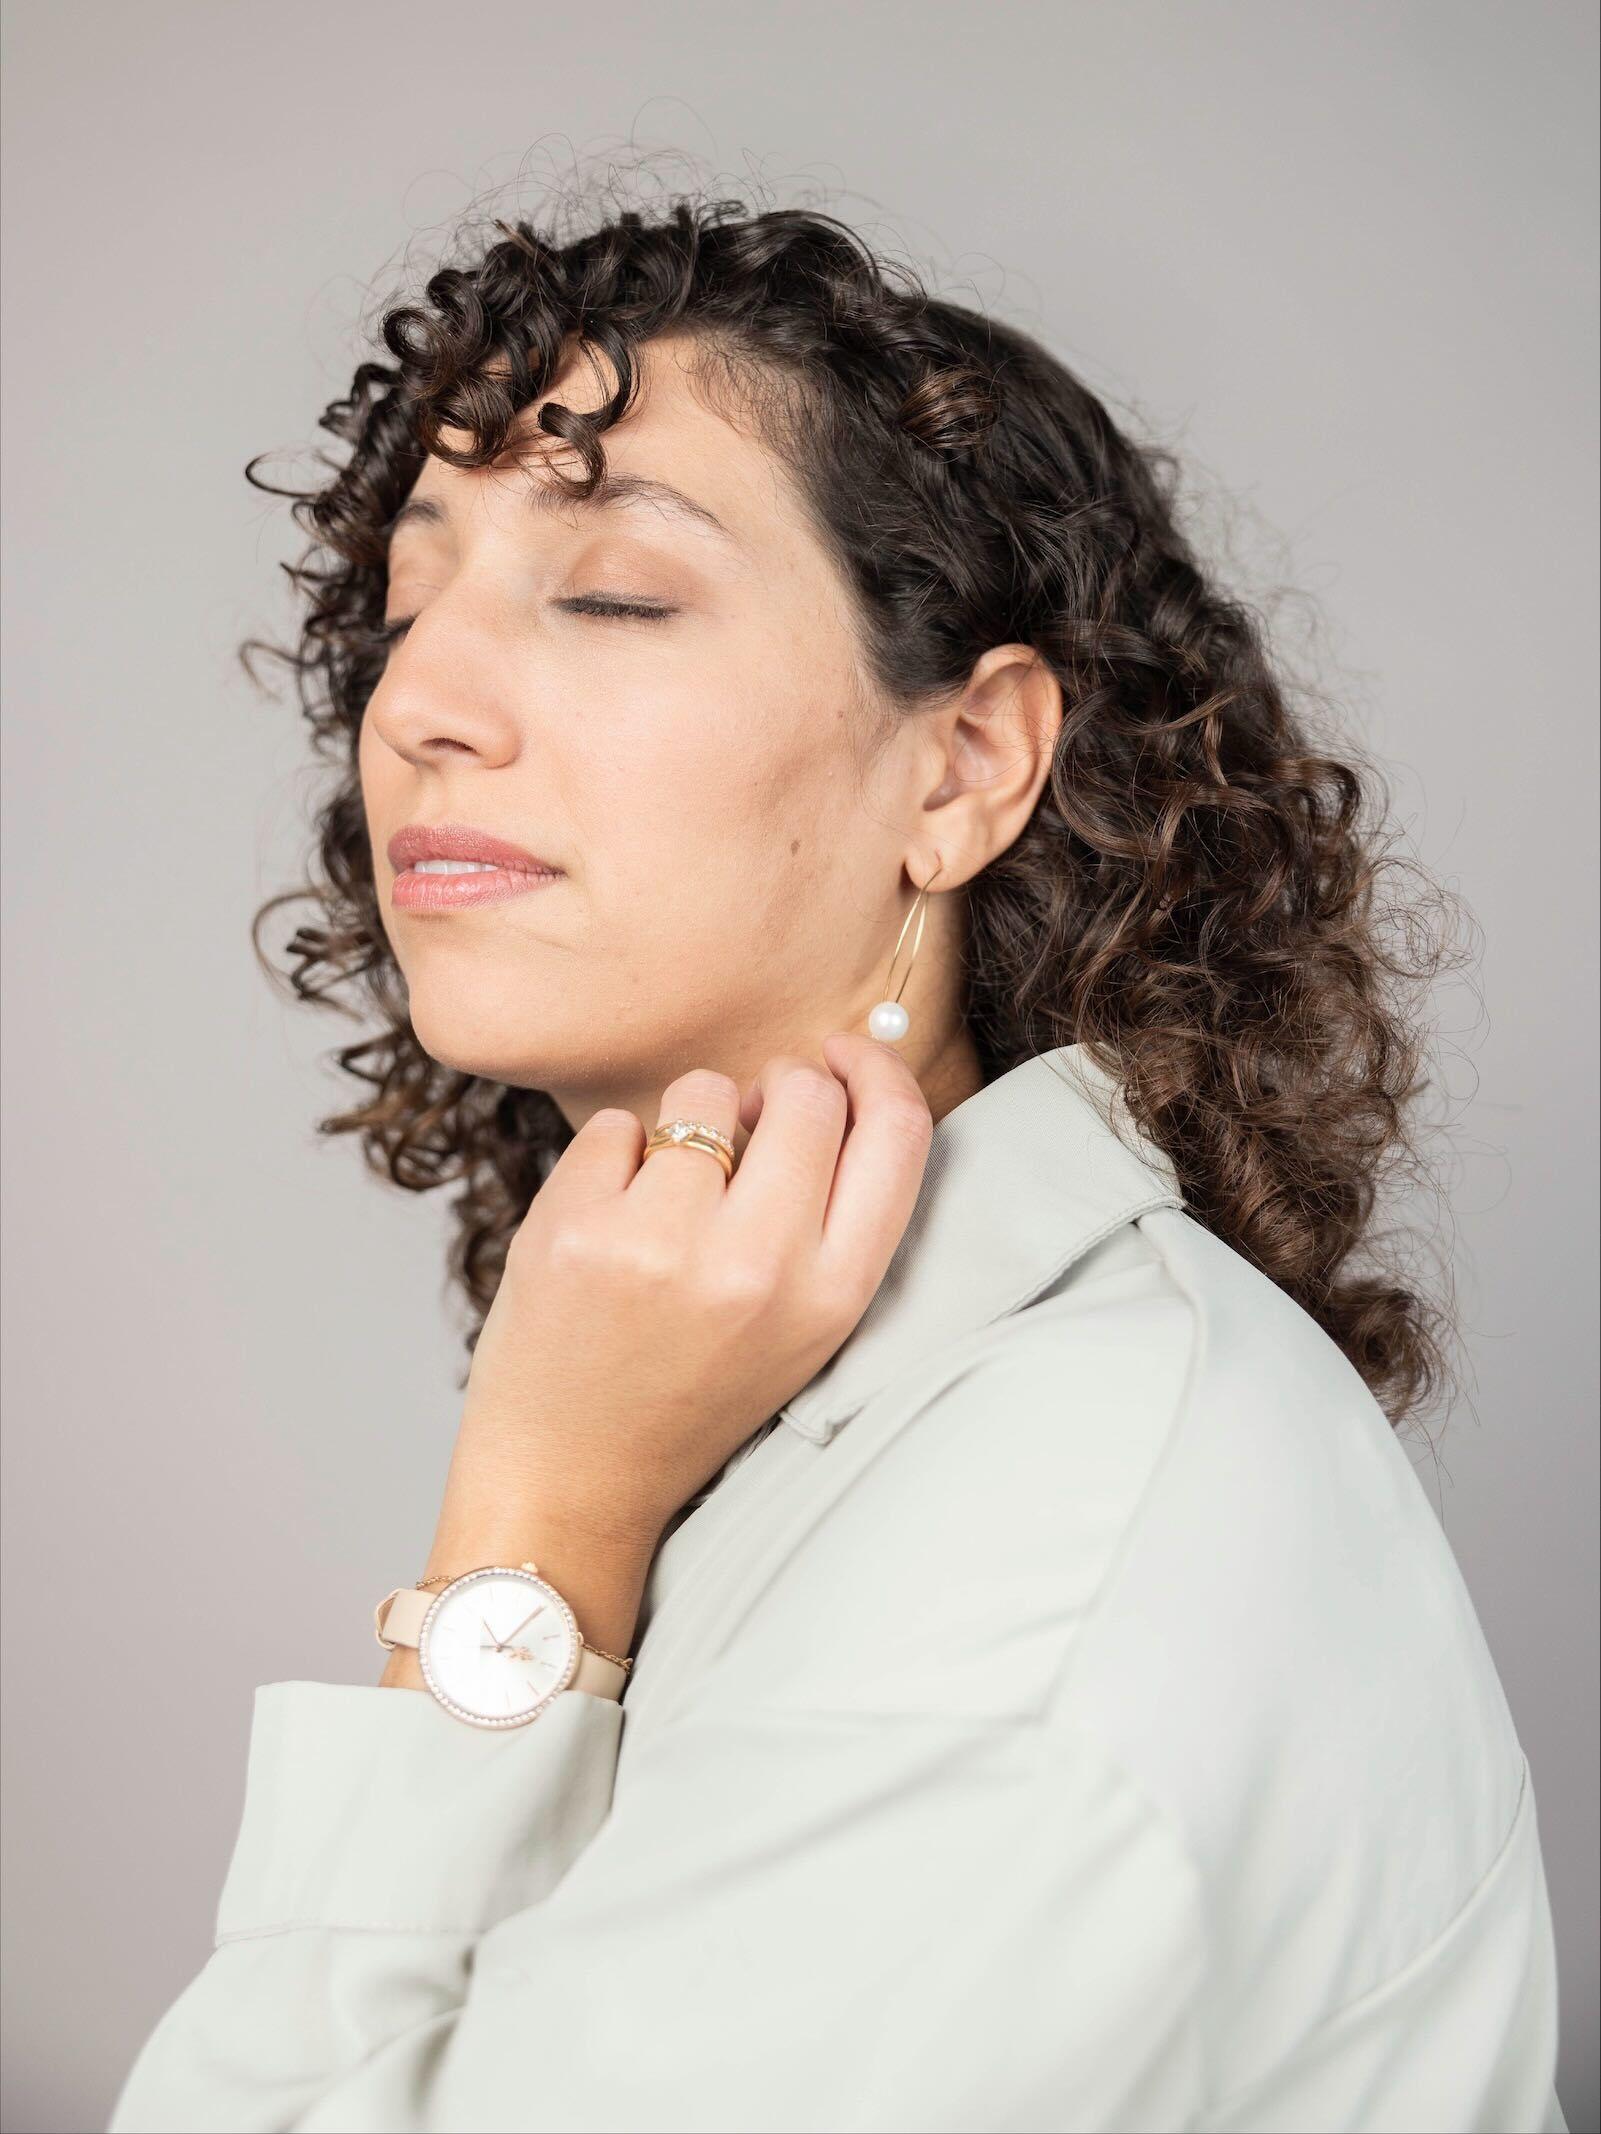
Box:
(109, 195, 1567, 2133)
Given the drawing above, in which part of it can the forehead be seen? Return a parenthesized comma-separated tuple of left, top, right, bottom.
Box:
(389, 337, 804, 569)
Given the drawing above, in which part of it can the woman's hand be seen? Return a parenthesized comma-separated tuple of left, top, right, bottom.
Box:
(426, 1031, 936, 1582)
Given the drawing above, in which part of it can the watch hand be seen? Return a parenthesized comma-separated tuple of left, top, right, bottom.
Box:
(501, 1601, 547, 1644)
(480, 1615, 505, 1652)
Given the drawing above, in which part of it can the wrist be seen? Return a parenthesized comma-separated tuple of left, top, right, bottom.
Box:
(377, 1517, 656, 1692)
(446, 1404, 674, 1559)
(379, 1643, 429, 1693)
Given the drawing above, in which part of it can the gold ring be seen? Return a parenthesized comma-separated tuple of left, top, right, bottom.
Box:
(642, 1117, 736, 1180)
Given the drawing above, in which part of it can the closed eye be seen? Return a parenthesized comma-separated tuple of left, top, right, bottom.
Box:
(558, 595, 678, 622)
(377, 596, 677, 643)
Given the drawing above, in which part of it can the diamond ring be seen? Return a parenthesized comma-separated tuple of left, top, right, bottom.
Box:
(642, 1117, 737, 1180)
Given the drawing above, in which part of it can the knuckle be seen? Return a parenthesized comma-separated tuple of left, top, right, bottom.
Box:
(712, 1252, 782, 1312)
(820, 1256, 880, 1324)
(538, 1217, 604, 1275)
(776, 1061, 847, 1115)
(585, 1105, 644, 1137)
(883, 1092, 935, 1143)
(540, 1218, 677, 1291)
(613, 1236, 681, 1288)
(663, 1067, 740, 1115)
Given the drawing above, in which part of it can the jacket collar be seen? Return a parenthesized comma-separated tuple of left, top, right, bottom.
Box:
(778, 1041, 1184, 1447)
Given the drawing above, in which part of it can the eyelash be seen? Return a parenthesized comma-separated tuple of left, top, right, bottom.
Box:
(376, 595, 676, 643)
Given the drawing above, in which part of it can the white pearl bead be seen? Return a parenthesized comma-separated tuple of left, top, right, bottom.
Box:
(868, 999, 910, 1042)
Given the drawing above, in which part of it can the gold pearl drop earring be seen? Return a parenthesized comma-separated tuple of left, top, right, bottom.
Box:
(867, 862, 943, 1044)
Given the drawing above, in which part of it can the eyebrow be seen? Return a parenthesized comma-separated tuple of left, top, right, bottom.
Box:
(385, 472, 742, 553)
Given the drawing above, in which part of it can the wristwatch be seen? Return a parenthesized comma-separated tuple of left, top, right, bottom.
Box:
(374, 1561, 630, 1729)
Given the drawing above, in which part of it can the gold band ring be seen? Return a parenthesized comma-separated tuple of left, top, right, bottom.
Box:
(642, 1117, 736, 1181)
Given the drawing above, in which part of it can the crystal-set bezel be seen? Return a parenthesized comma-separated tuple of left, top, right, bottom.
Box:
(417, 1565, 581, 1729)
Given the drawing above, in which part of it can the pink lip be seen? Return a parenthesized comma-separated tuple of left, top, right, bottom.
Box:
(386, 820, 565, 913)
(388, 821, 561, 872)
(391, 867, 563, 913)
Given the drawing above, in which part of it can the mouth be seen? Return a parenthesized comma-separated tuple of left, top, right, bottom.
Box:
(387, 821, 565, 913)
(390, 864, 563, 913)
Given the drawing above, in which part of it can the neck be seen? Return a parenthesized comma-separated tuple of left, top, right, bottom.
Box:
(912, 1023, 986, 1126)
(547, 1018, 985, 1155)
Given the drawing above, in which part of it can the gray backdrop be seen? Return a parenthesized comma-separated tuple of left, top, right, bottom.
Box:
(2, 3, 1595, 2129)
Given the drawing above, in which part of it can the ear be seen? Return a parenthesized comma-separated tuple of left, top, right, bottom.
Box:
(914, 645, 1063, 883)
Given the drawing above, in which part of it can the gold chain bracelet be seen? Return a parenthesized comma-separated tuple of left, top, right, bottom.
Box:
(414, 1566, 634, 1673)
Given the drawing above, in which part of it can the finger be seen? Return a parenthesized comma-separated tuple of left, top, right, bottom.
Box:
(722, 1053, 850, 1243)
(810, 1030, 935, 1281)
(626, 1067, 742, 1211)
(539, 1106, 646, 1214)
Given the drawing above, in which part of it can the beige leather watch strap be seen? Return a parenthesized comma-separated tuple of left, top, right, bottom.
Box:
(373, 1583, 629, 1702)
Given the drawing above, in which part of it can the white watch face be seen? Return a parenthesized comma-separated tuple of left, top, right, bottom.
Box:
(418, 1567, 580, 1728)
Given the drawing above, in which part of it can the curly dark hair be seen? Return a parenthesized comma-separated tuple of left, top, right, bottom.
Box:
(246, 176, 1472, 1442)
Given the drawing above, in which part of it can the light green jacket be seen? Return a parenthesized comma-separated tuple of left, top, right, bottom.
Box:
(109, 1043, 1569, 2133)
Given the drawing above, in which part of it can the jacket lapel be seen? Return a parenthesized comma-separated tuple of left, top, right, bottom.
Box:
(777, 1041, 1184, 1445)
(619, 1042, 1185, 1746)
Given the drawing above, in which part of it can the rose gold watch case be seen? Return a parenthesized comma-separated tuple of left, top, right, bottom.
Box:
(417, 1564, 582, 1729)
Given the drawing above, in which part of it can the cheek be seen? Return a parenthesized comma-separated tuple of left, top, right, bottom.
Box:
(615, 708, 855, 964)
(636, 722, 846, 889)
(617, 646, 855, 834)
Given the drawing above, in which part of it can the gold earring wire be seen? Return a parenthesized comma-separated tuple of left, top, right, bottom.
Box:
(868, 861, 943, 1043)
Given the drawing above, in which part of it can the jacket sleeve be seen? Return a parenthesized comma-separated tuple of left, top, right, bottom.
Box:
(107, 1669, 1209, 2133)
(108, 1678, 626, 2133)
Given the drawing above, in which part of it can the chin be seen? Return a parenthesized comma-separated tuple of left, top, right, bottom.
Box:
(402, 989, 574, 1087)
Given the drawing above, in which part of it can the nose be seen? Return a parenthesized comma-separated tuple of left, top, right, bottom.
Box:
(363, 598, 524, 769)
